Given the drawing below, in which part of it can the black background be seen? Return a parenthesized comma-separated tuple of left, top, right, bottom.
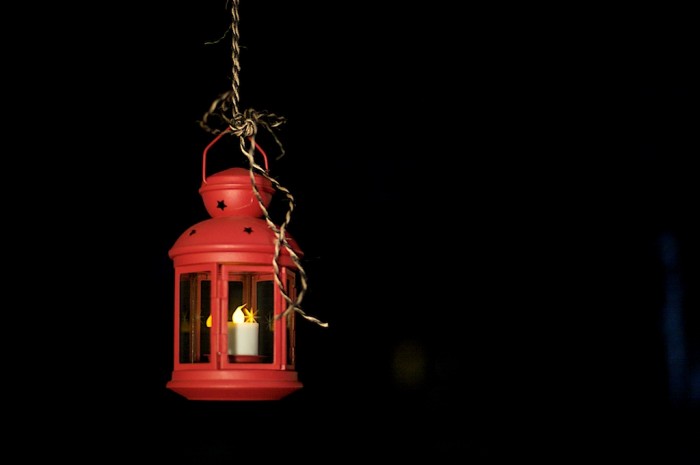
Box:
(14, 2, 697, 462)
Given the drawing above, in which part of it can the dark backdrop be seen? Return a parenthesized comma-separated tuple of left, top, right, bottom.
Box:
(15, 2, 697, 462)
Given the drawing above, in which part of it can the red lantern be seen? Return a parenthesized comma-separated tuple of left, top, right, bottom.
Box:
(166, 143, 304, 401)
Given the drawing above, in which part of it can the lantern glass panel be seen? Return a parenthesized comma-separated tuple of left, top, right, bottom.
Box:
(256, 280, 274, 359)
(178, 271, 211, 364)
(226, 273, 274, 363)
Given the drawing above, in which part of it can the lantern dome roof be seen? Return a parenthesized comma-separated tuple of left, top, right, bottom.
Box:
(169, 215, 303, 267)
(172, 166, 302, 267)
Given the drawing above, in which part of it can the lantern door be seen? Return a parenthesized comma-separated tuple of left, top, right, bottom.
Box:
(174, 264, 217, 368)
(220, 265, 297, 369)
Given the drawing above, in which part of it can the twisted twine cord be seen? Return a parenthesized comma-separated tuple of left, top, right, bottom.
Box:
(229, 0, 241, 118)
(200, 93, 287, 160)
(241, 138, 328, 327)
(198, 0, 326, 328)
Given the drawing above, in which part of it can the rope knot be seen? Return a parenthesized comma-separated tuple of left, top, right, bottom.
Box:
(229, 109, 259, 137)
(228, 108, 286, 138)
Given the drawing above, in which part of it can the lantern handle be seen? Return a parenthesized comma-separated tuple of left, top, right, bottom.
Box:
(201, 130, 270, 185)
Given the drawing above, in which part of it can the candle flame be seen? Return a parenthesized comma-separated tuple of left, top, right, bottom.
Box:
(232, 304, 246, 324)
(232, 304, 257, 324)
(206, 314, 212, 328)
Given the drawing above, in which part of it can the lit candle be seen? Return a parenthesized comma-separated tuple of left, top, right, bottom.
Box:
(228, 305, 259, 356)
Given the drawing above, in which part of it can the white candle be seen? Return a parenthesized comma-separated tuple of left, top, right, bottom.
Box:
(228, 307, 259, 356)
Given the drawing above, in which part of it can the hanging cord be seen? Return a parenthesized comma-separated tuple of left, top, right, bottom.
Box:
(199, 0, 286, 150)
(199, 0, 327, 328)
(242, 137, 327, 327)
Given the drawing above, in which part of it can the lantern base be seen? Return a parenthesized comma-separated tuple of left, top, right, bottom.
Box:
(167, 369, 302, 401)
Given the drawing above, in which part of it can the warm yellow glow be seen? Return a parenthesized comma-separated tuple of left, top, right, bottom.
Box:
(232, 304, 257, 324)
(206, 314, 212, 328)
(232, 305, 246, 324)
(243, 307, 257, 323)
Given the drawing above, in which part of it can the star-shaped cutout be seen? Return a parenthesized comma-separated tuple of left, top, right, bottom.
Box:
(243, 227, 253, 234)
(216, 200, 227, 210)
(243, 307, 257, 323)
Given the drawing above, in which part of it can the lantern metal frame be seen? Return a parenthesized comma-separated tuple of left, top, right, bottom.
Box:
(166, 156, 304, 401)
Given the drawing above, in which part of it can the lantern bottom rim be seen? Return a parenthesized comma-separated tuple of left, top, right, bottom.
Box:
(167, 371, 302, 401)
